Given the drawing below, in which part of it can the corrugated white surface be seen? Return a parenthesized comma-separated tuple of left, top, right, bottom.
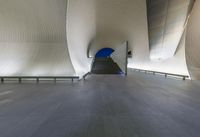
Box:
(0, 0, 75, 76)
(147, 0, 192, 60)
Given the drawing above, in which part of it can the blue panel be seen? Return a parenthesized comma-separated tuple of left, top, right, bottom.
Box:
(95, 48, 114, 58)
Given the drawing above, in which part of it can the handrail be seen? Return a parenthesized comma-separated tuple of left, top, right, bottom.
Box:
(125, 41, 128, 75)
(0, 76, 80, 83)
(82, 72, 91, 80)
(129, 68, 189, 80)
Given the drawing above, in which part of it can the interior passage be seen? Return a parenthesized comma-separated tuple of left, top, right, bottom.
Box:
(0, 72, 200, 137)
(91, 57, 123, 74)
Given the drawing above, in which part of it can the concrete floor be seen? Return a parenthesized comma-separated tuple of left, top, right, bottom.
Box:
(0, 72, 200, 137)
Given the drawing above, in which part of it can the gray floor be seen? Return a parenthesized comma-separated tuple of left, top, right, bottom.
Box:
(1, 72, 200, 137)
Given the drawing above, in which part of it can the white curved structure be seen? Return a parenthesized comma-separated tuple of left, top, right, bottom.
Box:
(67, 0, 96, 75)
(93, 0, 149, 60)
(147, 0, 193, 60)
(0, 0, 198, 79)
(0, 0, 75, 76)
(186, 0, 200, 79)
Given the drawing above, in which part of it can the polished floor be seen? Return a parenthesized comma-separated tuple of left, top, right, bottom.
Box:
(0, 72, 200, 137)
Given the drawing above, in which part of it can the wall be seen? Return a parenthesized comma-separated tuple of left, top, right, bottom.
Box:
(111, 42, 127, 73)
(0, 0, 75, 76)
(86, 0, 189, 76)
(132, 30, 189, 76)
(147, 0, 192, 60)
(186, 0, 200, 79)
(128, 0, 190, 76)
(0, 0, 192, 77)
(89, 0, 149, 63)
(129, 0, 191, 75)
(67, 0, 96, 75)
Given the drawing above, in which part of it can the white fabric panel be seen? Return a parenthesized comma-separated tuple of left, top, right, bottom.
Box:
(129, 30, 189, 76)
(67, 0, 96, 75)
(148, 0, 192, 60)
(186, 0, 200, 79)
(111, 42, 127, 73)
(0, 0, 75, 76)
(89, 0, 149, 62)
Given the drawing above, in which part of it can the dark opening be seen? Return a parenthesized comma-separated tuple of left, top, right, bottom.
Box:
(92, 48, 123, 74)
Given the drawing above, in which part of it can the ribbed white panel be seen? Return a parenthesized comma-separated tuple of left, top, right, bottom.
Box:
(0, 0, 75, 76)
(147, 0, 193, 60)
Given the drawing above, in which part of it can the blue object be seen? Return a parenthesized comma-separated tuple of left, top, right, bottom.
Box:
(95, 48, 114, 58)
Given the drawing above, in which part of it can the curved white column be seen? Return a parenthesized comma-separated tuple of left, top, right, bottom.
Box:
(186, 0, 200, 79)
(0, 0, 75, 76)
(67, 0, 96, 75)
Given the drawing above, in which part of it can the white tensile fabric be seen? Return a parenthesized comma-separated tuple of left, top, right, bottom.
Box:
(186, 0, 200, 79)
(147, 0, 194, 60)
(0, 0, 75, 76)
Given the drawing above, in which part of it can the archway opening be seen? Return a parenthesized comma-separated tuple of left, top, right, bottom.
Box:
(95, 48, 114, 58)
(91, 48, 123, 74)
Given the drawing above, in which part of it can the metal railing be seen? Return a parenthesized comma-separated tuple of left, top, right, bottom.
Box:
(129, 68, 189, 80)
(0, 71, 92, 83)
(82, 72, 91, 80)
(0, 76, 80, 83)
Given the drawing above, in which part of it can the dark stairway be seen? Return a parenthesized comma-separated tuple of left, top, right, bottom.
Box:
(91, 57, 123, 74)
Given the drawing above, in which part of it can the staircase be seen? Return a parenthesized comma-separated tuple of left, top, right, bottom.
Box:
(91, 57, 123, 74)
